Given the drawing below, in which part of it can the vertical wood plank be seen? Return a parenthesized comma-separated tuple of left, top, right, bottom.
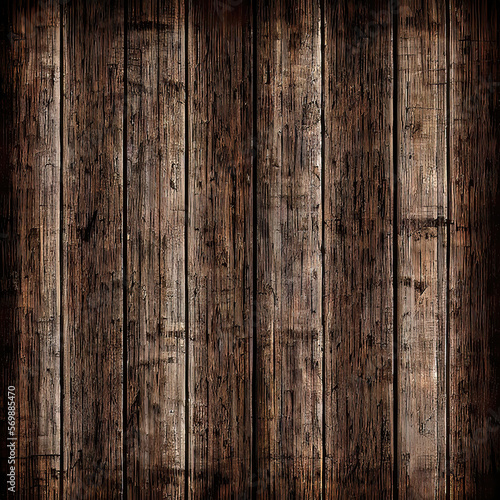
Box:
(187, 1, 253, 497)
(449, 0, 500, 496)
(0, 1, 61, 497)
(126, 0, 185, 496)
(159, 0, 186, 495)
(323, 0, 394, 496)
(255, 0, 323, 497)
(0, 7, 16, 495)
(62, 0, 124, 496)
(397, 0, 447, 497)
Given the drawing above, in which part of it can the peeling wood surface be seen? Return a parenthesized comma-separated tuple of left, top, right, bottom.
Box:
(0, 0, 499, 498)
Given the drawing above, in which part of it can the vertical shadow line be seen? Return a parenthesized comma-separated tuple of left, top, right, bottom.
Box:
(320, 0, 326, 498)
(59, 1, 64, 497)
(123, 0, 128, 497)
(251, 0, 258, 498)
(392, 0, 399, 498)
(184, 0, 190, 498)
(445, 0, 451, 496)
(157, 0, 162, 491)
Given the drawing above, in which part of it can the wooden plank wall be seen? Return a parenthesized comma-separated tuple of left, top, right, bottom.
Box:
(0, 0, 499, 498)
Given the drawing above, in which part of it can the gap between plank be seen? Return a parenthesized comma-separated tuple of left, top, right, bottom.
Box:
(320, 0, 326, 497)
(59, 1, 64, 497)
(445, 0, 451, 496)
(392, 0, 399, 498)
(184, 0, 190, 498)
(122, 0, 129, 497)
(251, 0, 258, 498)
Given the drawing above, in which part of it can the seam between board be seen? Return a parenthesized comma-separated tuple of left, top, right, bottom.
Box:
(59, 1, 64, 497)
(184, 0, 190, 498)
(392, 0, 399, 498)
(122, 0, 128, 497)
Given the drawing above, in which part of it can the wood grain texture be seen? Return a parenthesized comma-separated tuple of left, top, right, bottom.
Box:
(255, 0, 323, 497)
(449, 0, 500, 496)
(187, 1, 253, 497)
(323, 0, 394, 497)
(2, 0, 500, 497)
(0, 1, 61, 498)
(397, 0, 447, 497)
(0, 7, 16, 496)
(126, 0, 185, 497)
(62, 0, 124, 497)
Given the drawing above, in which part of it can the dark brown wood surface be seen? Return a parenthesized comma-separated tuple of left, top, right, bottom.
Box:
(255, 0, 323, 497)
(126, 0, 185, 497)
(449, 0, 500, 496)
(187, 1, 253, 497)
(62, 0, 125, 497)
(0, 1, 61, 498)
(323, 0, 394, 496)
(0, 0, 499, 498)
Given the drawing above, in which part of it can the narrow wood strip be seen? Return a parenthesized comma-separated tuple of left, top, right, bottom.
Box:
(126, 0, 186, 496)
(397, 0, 447, 497)
(158, 0, 187, 496)
(449, 0, 500, 496)
(0, 1, 61, 497)
(187, 1, 254, 497)
(323, 0, 394, 496)
(255, 0, 323, 497)
(62, 0, 124, 496)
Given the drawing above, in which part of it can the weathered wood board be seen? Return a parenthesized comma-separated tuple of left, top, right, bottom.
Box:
(323, 0, 394, 496)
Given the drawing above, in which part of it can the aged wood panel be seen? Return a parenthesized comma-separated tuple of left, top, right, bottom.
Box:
(323, 0, 394, 496)
(0, 8, 16, 496)
(0, 1, 61, 498)
(187, 1, 253, 497)
(62, 0, 124, 497)
(397, 0, 447, 497)
(126, 0, 186, 497)
(449, 0, 500, 496)
(255, 0, 323, 497)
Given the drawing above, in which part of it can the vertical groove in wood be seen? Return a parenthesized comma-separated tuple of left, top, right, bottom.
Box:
(323, 0, 394, 497)
(187, 1, 254, 497)
(184, 0, 190, 497)
(445, 0, 451, 496)
(320, 0, 326, 498)
(0, 8, 17, 498)
(449, 0, 500, 496)
(123, 0, 128, 497)
(62, 0, 124, 496)
(393, 3, 399, 498)
(0, 2, 61, 497)
(255, 1, 323, 497)
(397, 0, 447, 497)
(251, 0, 258, 496)
(126, 0, 186, 496)
(60, 0, 65, 497)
